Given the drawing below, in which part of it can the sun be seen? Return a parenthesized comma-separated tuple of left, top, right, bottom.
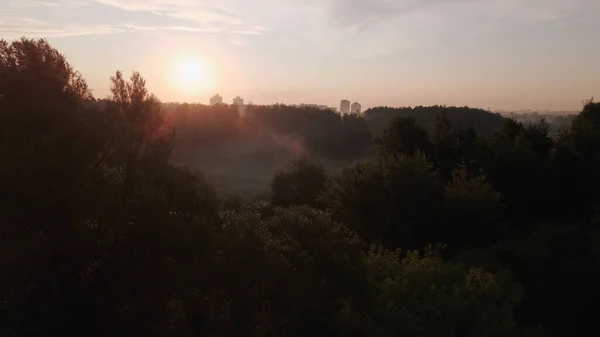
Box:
(176, 59, 205, 85)
(168, 56, 215, 94)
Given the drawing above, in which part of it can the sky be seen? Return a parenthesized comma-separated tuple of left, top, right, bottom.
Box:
(1, 0, 600, 111)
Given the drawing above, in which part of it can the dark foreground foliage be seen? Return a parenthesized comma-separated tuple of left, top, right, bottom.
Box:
(2, 38, 599, 337)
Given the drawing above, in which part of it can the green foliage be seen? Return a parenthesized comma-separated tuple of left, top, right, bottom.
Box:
(375, 116, 432, 157)
(322, 152, 503, 254)
(246, 104, 373, 159)
(0, 39, 219, 337)
(168, 102, 373, 160)
(323, 152, 445, 249)
(365, 105, 506, 137)
(361, 245, 522, 337)
(196, 206, 366, 337)
(482, 119, 556, 226)
(375, 113, 486, 183)
(5, 37, 600, 337)
(442, 167, 504, 252)
(0, 38, 99, 231)
(271, 157, 327, 208)
(219, 191, 244, 213)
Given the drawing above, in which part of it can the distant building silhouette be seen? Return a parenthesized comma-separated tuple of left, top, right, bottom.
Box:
(351, 102, 362, 115)
(210, 94, 223, 106)
(233, 96, 245, 116)
(340, 100, 350, 115)
(232, 96, 244, 106)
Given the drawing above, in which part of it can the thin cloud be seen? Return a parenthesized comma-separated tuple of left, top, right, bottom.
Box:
(122, 24, 156, 31)
(228, 37, 244, 46)
(0, 0, 236, 39)
(2, 0, 270, 40)
(9, 0, 89, 8)
(291, 0, 598, 31)
(165, 26, 223, 33)
(168, 11, 240, 25)
(231, 25, 270, 36)
(94, 0, 196, 12)
(280, 0, 599, 59)
(0, 24, 125, 39)
(0, 11, 220, 39)
(232, 30, 263, 36)
(328, 0, 470, 28)
(94, 0, 242, 25)
(484, 0, 594, 23)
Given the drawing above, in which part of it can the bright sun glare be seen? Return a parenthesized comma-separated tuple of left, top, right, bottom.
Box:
(170, 56, 215, 95)
(177, 59, 205, 85)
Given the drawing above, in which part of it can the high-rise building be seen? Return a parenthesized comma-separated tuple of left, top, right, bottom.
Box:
(233, 96, 245, 116)
(232, 96, 244, 106)
(351, 102, 362, 115)
(340, 100, 350, 115)
(210, 94, 223, 106)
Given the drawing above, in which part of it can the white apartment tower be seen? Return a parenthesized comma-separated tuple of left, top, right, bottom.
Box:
(232, 96, 244, 106)
(210, 94, 223, 106)
(233, 96, 246, 116)
(351, 102, 362, 115)
(340, 100, 351, 115)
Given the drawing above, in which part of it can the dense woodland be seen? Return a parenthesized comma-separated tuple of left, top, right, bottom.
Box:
(2, 38, 600, 337)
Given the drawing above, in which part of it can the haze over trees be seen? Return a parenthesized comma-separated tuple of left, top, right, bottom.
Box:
(2, 38, 599, 337)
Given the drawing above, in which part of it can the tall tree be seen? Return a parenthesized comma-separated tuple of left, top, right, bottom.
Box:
(271, 157, 327, 208)
(375, 116, 432, 157)
(323, 153, 444, 249)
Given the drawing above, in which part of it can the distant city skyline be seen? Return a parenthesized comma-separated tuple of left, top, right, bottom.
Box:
(173, 94, 582, 115)
(186, 95, 582, 114)
(204, 95, 366, 114)
(7, 0, 598, 112)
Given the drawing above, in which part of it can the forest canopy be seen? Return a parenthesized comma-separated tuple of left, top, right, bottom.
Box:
(1, 38, 598, 337)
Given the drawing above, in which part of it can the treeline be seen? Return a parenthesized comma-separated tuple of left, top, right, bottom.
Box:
(163, 102, 372, 160)
(2, 38, 600, 337)
(505, 112, 576, 135)
(365, 105, 507, 137)
(162, 101, 512, 161)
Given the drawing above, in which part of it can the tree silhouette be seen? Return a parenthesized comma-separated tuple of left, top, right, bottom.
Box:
(271, 157, 327, 208)
(4, 37, 600, 337)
